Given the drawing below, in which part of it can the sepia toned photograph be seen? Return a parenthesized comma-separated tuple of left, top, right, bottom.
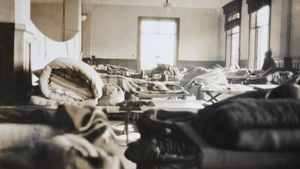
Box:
(0, 0, 300, 168)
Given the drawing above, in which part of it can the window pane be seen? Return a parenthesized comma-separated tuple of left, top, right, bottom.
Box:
(232, 26, 239, 33)
(257, 25, 269, 69)
(159, 21, 176, 34)
(257, 6, 270, 26)
(140, 34, 158, 69)
(231, 26, 240, 67)
(141, 20, 158, 33)
(157, 34, 175, 65)
(140, 18, 177, 70)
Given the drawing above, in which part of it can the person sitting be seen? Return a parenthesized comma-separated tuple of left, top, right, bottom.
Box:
(261, 50, 276, 71)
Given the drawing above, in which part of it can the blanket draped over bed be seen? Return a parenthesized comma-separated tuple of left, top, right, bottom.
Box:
(0, 105, 123, 169)
(179, 67, 228, 100)
(38, 57, 104, 106)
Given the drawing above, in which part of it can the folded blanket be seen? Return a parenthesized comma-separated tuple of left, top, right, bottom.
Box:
(50, 74, 93, 99)
(51, 68, 91, 88)
(50, 81, 92, 100)
(235, 129, 300, 151)
(193, 98, 300, 149)
(50, 74, 91, 93)
(39, 57, 103, 105)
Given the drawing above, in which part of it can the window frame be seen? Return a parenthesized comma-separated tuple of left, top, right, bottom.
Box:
(229, 26, 240, 68)
(248, 4, 271, 70)
(223, 0, 242, 69)
(137, 17, 180, 72)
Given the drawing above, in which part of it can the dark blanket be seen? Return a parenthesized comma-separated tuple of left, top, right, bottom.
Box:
(0, 105, 123, 169)
(125, 110, 200, 169)
(192, 98, 300, 150)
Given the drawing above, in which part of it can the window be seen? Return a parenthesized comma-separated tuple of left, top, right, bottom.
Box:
(247, 0, 271, 69)
(230, 26, 240, 68)
(223, 0, 241, 69)
(138, 17, 179, 71)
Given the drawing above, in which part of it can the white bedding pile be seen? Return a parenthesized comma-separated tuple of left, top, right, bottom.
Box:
(32, 57, 104, 107)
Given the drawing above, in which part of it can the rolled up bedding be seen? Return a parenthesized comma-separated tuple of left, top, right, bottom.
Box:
(39, 57, 104, 105)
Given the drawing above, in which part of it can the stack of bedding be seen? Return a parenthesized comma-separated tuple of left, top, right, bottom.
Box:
(31, 57, 104, 107)
(193, 98, 300, 150)
(49, 69, 94, 99)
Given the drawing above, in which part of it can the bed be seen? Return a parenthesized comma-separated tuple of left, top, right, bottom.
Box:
(179, 66, 298, 101)
(179, 67, 230, 100)
(31, 57, 190, 107)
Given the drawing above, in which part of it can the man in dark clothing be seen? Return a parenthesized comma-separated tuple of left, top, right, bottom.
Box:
(261, 50, 276, 71)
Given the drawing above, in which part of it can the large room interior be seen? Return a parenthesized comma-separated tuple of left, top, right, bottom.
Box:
(0, 0, 300, 169)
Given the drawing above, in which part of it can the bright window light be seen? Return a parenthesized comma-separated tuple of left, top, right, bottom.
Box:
(140, 19, 177, 70)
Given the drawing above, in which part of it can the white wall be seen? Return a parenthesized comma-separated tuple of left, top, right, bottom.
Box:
(0, 0, 15, 22)
(240, 0, 249, 61)
(90, 5, 224, 61)
(270, 0, 289, 58)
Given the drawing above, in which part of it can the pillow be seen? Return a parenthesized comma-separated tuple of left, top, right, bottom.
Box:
(98, 83, 125, 106)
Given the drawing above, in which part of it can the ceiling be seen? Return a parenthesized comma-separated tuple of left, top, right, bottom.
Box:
(31, 0, 233, 9)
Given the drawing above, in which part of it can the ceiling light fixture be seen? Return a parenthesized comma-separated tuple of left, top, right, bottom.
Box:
(81, 0, 87, 21)
(162, 0, 172, 12)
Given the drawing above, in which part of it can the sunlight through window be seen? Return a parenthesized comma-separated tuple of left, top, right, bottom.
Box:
(249, 5, 270, 69)
(231, 26, 240, 68)
(140, 19, 177, 70)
